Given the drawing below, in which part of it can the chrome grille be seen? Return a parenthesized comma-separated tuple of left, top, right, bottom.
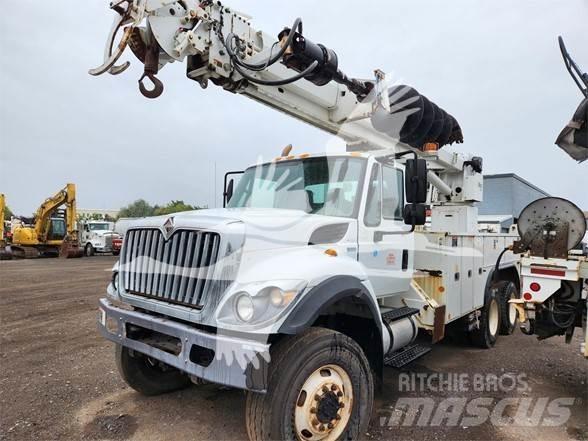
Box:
(121, 228, 222, 308)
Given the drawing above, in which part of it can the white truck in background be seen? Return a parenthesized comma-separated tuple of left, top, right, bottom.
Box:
(78, 220, 121, 256)
(90, 2, 523, 439)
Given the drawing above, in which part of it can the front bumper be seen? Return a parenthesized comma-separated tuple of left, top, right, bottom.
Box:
(98, 298, 270, 392)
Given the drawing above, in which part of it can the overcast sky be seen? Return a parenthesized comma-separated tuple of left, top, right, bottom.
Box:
(1, 0, 586, 215)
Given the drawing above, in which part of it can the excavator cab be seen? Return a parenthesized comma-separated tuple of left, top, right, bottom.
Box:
(47, 218, 67, 242)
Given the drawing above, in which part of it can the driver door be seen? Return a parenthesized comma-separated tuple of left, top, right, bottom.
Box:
(358, 162, 414, 297)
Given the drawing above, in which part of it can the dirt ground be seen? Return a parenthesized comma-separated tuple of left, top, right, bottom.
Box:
(0, 257, 586, 441)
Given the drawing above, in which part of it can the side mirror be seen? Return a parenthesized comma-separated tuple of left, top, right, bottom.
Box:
(223, 171, 244, 208)
(224, 179, 234, 206)
(403, 203, 427, 226)
(405, 158, 428, 203)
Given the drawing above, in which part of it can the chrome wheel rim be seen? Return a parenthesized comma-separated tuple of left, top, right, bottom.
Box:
(294, 364, 353, 441)
(508, 293, 517, 325)
(489, 299, 499, 336)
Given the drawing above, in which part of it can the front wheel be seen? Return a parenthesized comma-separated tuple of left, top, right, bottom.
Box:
(85, 243, 95, 257)
(115, 345, 191, 396)
(245, 328, 373, 441)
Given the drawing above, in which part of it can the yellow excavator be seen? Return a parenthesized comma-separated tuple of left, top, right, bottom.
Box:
(0, 193, 11, 260)
(11, 184, 83, 259)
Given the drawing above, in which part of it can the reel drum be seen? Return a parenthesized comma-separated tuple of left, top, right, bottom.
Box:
(516, 197, 587, 259)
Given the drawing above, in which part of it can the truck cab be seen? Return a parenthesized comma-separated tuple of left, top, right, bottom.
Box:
(79, 221, 121, 256)
(99, 150, 518, 441)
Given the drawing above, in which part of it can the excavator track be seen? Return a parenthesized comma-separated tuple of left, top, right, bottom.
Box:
(10, 246, 40, 259)
(0, 246, 12, 260)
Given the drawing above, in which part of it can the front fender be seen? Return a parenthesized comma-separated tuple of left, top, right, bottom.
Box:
(221, 247, 377, 336)
(278, 275, 383, 337)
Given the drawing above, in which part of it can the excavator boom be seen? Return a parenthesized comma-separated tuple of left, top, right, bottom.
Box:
(0, 193, 4, 243)
(0, 194, 10, 260)
(34, 183, 77, 243)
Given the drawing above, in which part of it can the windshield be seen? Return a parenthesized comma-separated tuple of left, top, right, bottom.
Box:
(228, 157, 366, 218)
(89, 223, 110, 231)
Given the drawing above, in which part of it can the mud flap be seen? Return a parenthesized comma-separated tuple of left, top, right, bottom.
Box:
(432, 304, 446, 343)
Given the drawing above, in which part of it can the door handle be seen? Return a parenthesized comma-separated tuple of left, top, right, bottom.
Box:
(402, 249, 409, 271)
(374, 227, 415, 242)
(374, 231, 393, 242)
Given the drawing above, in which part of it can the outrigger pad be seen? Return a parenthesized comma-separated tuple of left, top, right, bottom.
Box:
(556, 97, 588, 162)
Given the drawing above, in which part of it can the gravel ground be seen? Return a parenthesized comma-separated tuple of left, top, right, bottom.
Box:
(0, 257, 586, 441)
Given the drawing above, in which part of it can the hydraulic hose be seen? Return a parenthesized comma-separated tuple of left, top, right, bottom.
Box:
(226, 17, 303, 71)
(493, 246, 513, 283)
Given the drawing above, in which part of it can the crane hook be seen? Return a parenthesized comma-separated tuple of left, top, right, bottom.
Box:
(138, 72, 164, 99)
(138, 43, 164, 99)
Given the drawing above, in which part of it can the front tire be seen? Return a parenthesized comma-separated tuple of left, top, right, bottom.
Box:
(470, 289, 501, 349)
(85, 243, 95, 257)
(245, 328, 373, 441)
(115, 345, 191, 396)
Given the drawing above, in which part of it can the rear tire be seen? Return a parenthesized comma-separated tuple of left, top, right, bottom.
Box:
(498, 281, 519, 335)
(85, 243, 95, 257)
(470, 289, 500, 349)
(115, 345, 191, 396)
(245, 328, 373, 441)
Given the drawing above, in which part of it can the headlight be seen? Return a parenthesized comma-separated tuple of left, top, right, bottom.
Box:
(269, 287, 284, 307)
(106, 262, 120, 300)
(268, 286, 298, 308)
(235, 293, 255, 322)
(217, 280, 307, 328)
(111, 271, 119, 291)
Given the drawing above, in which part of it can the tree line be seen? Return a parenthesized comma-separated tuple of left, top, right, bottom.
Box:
(117, 199, 203, 219)
(3, 199, 202, 222)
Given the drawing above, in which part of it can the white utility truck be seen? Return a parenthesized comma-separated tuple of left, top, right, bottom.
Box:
(511, 197, 587, 357)
(78, 220, 121, 256)
(91, 2, 520, 439)
(508, 38, 588, 358)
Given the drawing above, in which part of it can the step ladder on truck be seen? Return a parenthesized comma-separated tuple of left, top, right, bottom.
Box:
(90, 2, 522, 439)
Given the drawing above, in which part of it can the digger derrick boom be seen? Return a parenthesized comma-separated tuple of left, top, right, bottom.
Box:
(89, 1, 470, 168)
